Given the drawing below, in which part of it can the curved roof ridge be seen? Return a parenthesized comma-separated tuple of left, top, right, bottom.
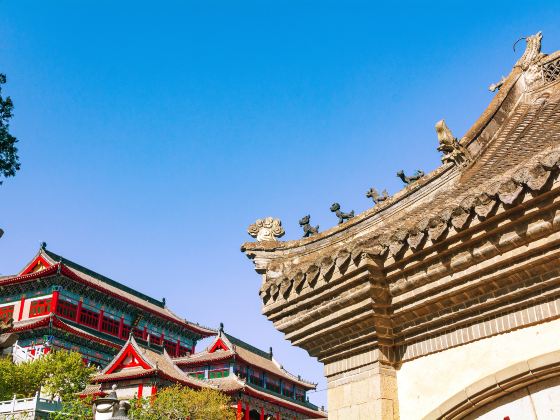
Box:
(242, 33, 559, 257)
(271, 356, 317, 387)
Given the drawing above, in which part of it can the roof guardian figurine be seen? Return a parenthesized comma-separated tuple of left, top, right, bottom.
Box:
(396, 169, 424, 185)
(435, 119, 471, 166)
(366, 188, 390, 205)
(330, 203, 354, 224)
(299, 215, 319, 237)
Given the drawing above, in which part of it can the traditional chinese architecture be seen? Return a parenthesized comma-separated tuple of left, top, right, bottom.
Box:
(1, 246, 326, 419)
(83, 326, 326, 419)
(0, 244, 214, 366)
(242, 32, 560, 419)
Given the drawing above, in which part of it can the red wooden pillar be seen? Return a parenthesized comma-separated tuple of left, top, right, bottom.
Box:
(276, 413, 280, 420)
(143, 326, 148, 340)
(17, 296, 25, 321)
(76, 300, 83, 323)
(137, 383, 143, 399)
(260, 407, 264, 420)
(245, 403, 250, 420)
(175, 339, 180, 356)
(237, 400, 243, 420)
(118, 316, 124, 338)
(51, 290, 60, 314)
(97, 309, 104, 331)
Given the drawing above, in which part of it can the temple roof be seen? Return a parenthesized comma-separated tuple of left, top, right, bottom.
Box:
(93, 335, 210, 388)
(90, 336, 325, 417)
(242, 32, 560, 306)
(9, 313, 121, 349)
(4, 247, 215, 337)
(175, 329, 317, 390)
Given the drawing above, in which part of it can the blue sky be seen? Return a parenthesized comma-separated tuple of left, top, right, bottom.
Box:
(1, 0, 559, 408)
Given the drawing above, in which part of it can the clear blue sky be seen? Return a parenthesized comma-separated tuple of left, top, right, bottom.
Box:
(1, 0, 559, 408)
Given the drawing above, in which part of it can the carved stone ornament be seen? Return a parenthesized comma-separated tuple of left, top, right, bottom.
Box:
(366, 188, 390, 205)
(396, 169, 425, 185)
(330, 203, 354, 224)
(247, 217, 285, 241)
(299, 215, 319, 237)
(435, 120, 471, 166)
(515, 31, 544, 71)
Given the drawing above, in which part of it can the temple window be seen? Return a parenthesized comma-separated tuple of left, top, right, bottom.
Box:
(101, 316, 120, 336)
(208, 363, 230, 379)
(132, 328, 144, 340)
(185, 367, 205, 379)
(164, 339, 177, 356)
(234, 364, 247, 380)
(266, 375, 280, 393)
(177, 345, 191, 357)
(122, 323, 131, 338)
(295, 388, 305, 402)
(282, 383, 294, 398)
(149, 334, 162, 345)
(57, 300, 77, 320)
(79, 308, 99, 328)
(249, 369, 264, 387)
(0, 305, 14, 322)
(29, 298, 52, 317)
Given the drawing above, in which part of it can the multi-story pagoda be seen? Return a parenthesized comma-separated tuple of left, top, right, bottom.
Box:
(85, 326, 326, 419)
(0, 244, 214, 367)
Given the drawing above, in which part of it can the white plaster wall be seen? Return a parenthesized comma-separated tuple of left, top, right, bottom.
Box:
(397, 318, 560, 420)
(463, 376, 560, 420)
(115, 385, 139, 399)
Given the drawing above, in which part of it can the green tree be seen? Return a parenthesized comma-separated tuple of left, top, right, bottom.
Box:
(0, 74, 20, 184)
(41, 350, 96, 401)
(50, 395, 93, 420)
(0, 350, 95, 401)
(129, 385, 236, 420)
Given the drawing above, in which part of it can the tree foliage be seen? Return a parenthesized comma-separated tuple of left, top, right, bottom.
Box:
(129, 385, 236, 420)
(50, 395, 94, 420)
(0, 73, 20, 184)
(0, 350, 95, 401)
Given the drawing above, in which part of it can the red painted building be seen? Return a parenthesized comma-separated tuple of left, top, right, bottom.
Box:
(85, 328, 326, 419)
(2, 245, 326, 419)
(0, 245, 214, 365)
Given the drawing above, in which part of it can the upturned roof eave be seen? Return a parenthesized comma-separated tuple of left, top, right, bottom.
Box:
(241, 40, 558, 261)
(241, 162, 456, 256)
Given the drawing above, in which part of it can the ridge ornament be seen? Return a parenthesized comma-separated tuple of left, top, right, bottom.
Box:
(299, 215, 319, 237)
(330, 203, 354, 224)
(247, 217, 285, 241)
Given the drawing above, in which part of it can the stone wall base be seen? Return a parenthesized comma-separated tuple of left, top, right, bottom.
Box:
(326, 360, 398, 420)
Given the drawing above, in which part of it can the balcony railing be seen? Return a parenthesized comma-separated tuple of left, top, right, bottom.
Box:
(0, 393, 62, 416)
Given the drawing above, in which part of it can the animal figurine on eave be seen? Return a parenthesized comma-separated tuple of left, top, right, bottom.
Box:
(435, 119, 471, 166)
(396, 169, 425, 185)
(330, 203, 354, 224)
(366, 188, 390, 206)
(299, 215, 319, 237)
